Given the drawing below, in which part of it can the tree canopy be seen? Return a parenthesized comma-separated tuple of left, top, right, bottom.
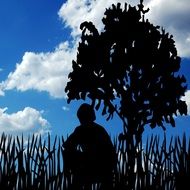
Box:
(65, 1, 187, 137)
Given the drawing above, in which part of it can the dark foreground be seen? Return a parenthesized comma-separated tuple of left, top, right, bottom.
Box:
(0, 133, 189, 190)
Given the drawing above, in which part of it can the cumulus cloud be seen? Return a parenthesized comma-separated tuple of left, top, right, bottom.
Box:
(0, 84, 4, 96)
(1, 42, 75, 98)
(0, 107, 50, 136)
(146, 0, 190, 57)
(181, 90, 190, 115)
(59, 0, 190, 57)
(58, 0, 139, 37)
(0, 0, 189, 99)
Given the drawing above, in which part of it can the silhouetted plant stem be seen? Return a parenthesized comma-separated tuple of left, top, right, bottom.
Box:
(0, 133, 190, 189)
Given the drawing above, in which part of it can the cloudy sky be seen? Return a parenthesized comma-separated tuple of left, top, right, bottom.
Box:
(0, 0, 190, 140)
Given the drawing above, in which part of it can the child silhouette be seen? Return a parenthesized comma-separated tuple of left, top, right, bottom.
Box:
(64, 103, 116, 190)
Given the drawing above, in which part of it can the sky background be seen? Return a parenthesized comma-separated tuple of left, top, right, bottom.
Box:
(0, 0, 190, 141)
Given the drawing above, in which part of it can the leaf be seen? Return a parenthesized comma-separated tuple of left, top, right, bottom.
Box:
(80, 91, 86, 100)
(178, 100, 188, 115)
(102, 105, 107, 115)
(170, 116, 175, 127)
(95, 99, 101, 110)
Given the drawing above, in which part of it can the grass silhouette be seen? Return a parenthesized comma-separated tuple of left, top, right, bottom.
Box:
(0, 133, 189, 189)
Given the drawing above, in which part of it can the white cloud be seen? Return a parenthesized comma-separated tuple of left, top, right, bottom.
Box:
(146, 0, 190, 57)
(0, 107, 50, 136)
(58, 0, 139, 37)
(0, 84, 5, 96)
(59, 0, 190, 57)
(1, 42, 75, 98)
(58, 0, 190, 91)
(181, 90, 190, 115)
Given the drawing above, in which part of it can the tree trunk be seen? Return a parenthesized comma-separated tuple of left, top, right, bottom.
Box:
(123, 120, 143, 189)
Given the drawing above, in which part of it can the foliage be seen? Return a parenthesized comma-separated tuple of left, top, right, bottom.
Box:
(65, 1, 187, 136)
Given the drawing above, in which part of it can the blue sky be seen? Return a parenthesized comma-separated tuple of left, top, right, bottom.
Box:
(0, 0, 190, 141)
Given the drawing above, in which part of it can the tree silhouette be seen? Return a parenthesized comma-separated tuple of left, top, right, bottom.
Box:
(66, 0, 187, 141)
(65, 1, 187, 187)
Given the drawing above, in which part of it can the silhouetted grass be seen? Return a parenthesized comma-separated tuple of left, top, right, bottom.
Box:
(0, 133, 189, 189)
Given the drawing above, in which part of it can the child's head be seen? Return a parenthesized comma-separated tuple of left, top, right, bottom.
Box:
(77, 103, 96, 124)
